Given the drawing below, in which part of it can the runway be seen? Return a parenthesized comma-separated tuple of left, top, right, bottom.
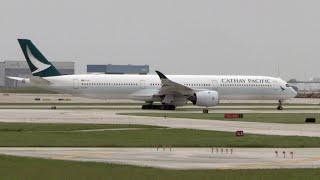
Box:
(0, 147, 319, 170)
(0, 109, 320, 137)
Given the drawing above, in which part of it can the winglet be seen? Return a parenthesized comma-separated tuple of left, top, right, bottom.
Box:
(155, 70, 194, 94)
(155, 71, 167, 79)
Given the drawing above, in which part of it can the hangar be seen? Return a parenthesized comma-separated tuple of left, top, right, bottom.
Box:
(0, 60, 75, 87)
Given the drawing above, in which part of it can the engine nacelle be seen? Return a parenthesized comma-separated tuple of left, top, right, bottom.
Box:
(191, 90, 219, 107)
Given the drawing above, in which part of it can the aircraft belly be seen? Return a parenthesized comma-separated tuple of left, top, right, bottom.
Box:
(219, 88, 281, 100)
(78, 87, 136, 99)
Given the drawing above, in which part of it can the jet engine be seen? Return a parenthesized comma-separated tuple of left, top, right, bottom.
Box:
(189, 90, 219, 107)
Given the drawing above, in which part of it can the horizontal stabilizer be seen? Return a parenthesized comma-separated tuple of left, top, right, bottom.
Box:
(7, 76, 51, 85)
(7, 76, 26, 82)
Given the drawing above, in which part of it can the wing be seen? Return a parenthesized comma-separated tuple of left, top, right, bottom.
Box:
(155, 71, 194, 96)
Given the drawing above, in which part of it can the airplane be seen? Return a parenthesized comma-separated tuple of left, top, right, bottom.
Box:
(8, 39, 297, 110)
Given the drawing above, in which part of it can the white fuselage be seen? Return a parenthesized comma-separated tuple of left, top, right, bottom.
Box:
(36, 74, 297, 104)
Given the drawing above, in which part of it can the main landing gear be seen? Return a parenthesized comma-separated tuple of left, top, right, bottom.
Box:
(277, 100, 283, 110)
(141, 104, 176, 110)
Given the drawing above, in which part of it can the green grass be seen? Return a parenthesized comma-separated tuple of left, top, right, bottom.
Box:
(121, 112, 320, 124)
(0, 122, 320, 147)
(0, 155, 320, 180)
(0, 122, 156, 132)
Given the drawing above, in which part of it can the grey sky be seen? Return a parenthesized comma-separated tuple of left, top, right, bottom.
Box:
(1, 0, 320, 80)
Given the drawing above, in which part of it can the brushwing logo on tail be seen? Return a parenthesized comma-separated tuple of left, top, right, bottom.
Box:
(26, 45, 51, 74)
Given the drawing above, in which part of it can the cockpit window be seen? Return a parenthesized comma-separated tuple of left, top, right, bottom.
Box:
(285, 84, 290, 87)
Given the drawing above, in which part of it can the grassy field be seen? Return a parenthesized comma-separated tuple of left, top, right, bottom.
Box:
(0, 123, 156, 131)
(121, 112, 320, 124)
(0, 155, 320, 180)
(0, 122, 320, 147)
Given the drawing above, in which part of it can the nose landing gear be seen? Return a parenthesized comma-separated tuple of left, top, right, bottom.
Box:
(277, 100, 283, 110)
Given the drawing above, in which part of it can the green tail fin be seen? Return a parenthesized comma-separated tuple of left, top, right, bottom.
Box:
(17, 39, 61, 77)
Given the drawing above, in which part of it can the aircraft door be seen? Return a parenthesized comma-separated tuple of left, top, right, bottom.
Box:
(211, 80, 219, 90)
(140, 80, 146, 89)
(73, 79, 79, 89)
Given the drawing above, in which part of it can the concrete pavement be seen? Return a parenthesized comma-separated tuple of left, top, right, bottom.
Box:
(0, 147, 319, 170)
